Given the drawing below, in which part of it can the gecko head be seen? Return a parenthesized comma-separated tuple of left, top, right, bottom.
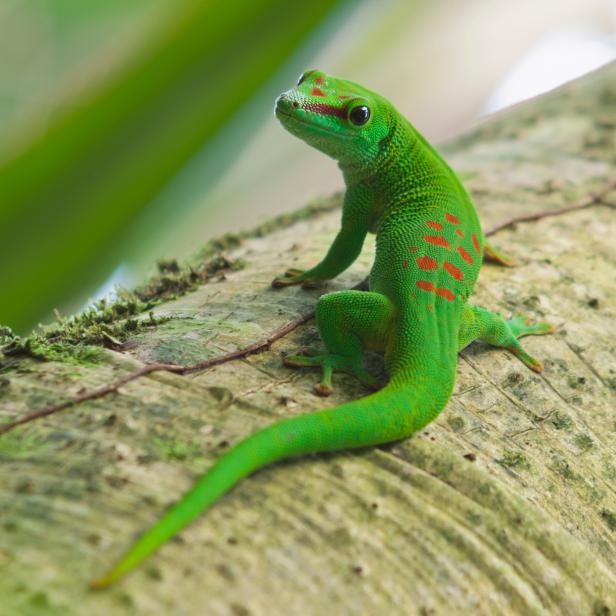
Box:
(275, 70, 394, 168)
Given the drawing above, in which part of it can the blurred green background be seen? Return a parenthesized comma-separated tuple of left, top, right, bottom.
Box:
(1, 0, 615, 333)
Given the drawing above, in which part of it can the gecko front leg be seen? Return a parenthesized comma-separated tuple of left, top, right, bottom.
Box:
(272, 224, 367, 288)
(272, 187, 372, 288)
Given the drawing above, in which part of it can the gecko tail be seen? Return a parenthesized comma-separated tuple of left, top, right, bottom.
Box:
(90, 381, 442, 588)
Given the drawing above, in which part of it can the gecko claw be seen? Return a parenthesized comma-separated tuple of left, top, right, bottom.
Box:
(314, 383, 334, 396)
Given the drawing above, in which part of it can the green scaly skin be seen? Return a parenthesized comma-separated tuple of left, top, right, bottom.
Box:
(91, 70, 553, 588)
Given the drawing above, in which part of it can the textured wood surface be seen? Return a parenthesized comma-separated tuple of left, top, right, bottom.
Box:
(1, 64, 615, 615)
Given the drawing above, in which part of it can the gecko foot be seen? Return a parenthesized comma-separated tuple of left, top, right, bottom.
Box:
(503, 314, 553, 372)
(271, 269, 322, 289)
(507, 315, 555, 338)
(282, 349, 379, 395)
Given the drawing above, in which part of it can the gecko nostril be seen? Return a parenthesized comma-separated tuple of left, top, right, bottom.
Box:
(292, 101, 300, 109)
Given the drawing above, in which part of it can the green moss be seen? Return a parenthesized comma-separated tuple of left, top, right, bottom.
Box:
(134, 254, 245, 303)
(550, 412, 573, 431)
(230, 603, 252, 616)
(600, 509, 616, 532)
(29, 592, 49, 607)
(447, 416, 466, 433)
(602, 461, 616, 481)
(573, 433, 594, 452)
(145, 565, 163, 581)
(592, 600, 611, 616)
(551, 455, 579, 481)
(0, 326, 16, 361)
(566, 375, 586, 389)
(521, 295, 541, 311)
(0, 298, 169, 366)
(0, 325, 15, 341)
(151, 437, 203, 462)
(114, 591, 136, 609)
(0, 431, 50, 459)
(3, 337, 107, 365)
(497, 449, 530, 471)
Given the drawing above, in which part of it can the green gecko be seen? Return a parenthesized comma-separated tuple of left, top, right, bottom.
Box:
(92, 70, 552, 587)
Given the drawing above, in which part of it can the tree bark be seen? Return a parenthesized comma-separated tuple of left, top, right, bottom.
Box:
(1, 64, 616, 616)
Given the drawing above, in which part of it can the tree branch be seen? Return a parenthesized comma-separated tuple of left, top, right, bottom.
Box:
(1, 177, 613, 435)
(483, 178, 616, 235)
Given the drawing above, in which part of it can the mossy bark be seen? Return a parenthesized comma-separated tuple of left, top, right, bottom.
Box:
(1, 64, 616, 616)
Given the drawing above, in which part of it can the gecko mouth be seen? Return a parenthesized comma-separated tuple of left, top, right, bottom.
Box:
(275, 107, 353, 139)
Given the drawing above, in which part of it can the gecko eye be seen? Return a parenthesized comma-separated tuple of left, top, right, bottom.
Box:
(349, 105, 370, 126)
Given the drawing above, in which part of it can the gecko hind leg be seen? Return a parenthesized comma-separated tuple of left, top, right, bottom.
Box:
(283, 350, 377, 395)
(283, 290, 393, 396)
(459, 304, 554, 373)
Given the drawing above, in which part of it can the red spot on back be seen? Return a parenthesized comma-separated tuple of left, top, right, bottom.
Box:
(416, 280, 436, 293)
(472, 233, 481, 254)
(311, 87, 326, 97)
(315, 77, 325, 85)
(443, 261, 464, 280)
(427, 304, 433, 311)
(338, 95, 351, 99)
(455, 229, 464, 237)
(407, 246, 418, 252)
(435, 287, 455, 302)
(457, 246, 473, 265)
(402, 259, 409, 268)
(417, 256, 438, 270)
(416, 280, 455, 303)
(446, 213, 460, 224)
(424, 235, 451, 249)
(426, 221, 443, 230)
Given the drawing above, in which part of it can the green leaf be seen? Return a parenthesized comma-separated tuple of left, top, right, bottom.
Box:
(0, 0, 347, 332)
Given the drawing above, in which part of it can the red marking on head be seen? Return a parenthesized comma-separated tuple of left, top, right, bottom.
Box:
(407, 246, 418, 252)
(311, 87, 326, 97)
(402, 259, 409, 268)
(302, 102, 346, 118)
(472, 233, 481, 254)
(455, 229, 464, 237)
(426, 221, 444, 230)
(443, 261, 463, 281)
(424, 235, 451, 249)
(416, 280, 436, 293)
(446, 213, 460, 224)
(457, 246, 473, 265)
(417, 256, 438, 270)
(435, 288, 455, 302)
(338, 95, 351, 99)
(315, 77, 325, 85)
